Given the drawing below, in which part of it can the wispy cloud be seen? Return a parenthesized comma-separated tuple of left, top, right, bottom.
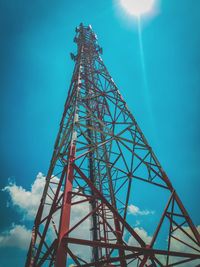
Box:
(128, 204, 154, 216)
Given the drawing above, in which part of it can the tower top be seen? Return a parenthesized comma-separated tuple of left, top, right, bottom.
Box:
(72, 23, 102, 57)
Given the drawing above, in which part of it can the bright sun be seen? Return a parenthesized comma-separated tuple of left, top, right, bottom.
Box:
(120, 0, 156, 17)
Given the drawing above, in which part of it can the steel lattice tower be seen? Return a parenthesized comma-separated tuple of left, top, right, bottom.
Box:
(25, 24, 200, 267)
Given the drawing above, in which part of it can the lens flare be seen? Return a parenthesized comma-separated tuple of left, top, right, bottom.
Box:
(120, 0, 155, 17)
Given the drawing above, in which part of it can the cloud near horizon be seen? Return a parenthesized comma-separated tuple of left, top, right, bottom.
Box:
(0, 224, 31, 250)
(1, 172, 200, 267)
(3, 172, 46, 219)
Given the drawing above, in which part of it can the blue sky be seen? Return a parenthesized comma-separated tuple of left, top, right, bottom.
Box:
(0, 0, 200, 266)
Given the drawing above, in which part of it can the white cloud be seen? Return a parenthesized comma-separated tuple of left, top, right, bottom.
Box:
(1, 173, 60, 252)
(167, 225, 200, 267)
(170, 225, 200, 253)
(148, 225, 200, 267)
(0, 224, 31, 250)
(2, 174, 199, 266)
(3, 172, 61, 220)
(3, 172, 45, 218)
(127, 226, 200, 266)
(128, 227, 152, 246)
(126, 228, 152, 267)
(68, 190, 91, 260)
(135, 220, 140, 226)
(128, 204, 154, 216)
(2, 173, 91, 259)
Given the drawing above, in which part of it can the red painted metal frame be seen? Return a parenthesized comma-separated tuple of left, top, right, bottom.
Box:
(55, 145, 76, 267)
(25, 24, 200, 267)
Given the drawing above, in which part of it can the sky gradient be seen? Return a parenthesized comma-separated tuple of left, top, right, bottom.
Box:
(0, 0, 200, 266)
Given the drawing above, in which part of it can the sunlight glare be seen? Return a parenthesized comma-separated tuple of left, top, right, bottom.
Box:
(120, 0, 156, 17)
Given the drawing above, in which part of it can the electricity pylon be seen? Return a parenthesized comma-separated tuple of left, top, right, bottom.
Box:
(25, 23, 200, 267)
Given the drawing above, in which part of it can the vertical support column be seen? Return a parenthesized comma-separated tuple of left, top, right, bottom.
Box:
(113, 208, 127, 267)
(26, 227, 36, 267)
(83, 41, 100, 263)
(99, 122, 127, 267)
(55, 144, 76, 267)
(55, 44, 81, 266)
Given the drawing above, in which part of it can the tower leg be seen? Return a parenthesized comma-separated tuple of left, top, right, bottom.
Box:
(55, 145, 76, 267)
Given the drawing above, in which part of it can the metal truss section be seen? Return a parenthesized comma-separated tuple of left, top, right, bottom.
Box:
(25, 23, 200, 267)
